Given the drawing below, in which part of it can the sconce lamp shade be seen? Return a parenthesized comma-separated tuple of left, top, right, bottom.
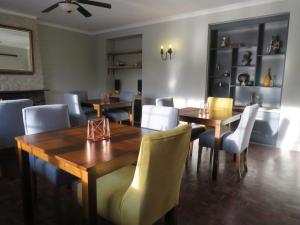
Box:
(160, 44, 173, 60)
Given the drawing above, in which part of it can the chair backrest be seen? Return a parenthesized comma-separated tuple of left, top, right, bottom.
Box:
(22, 104, 71, 135)
(223, 104, 259, 152)
(121, 125, 192, 225)
(69, 90, 88, 102)
(208, 97, 233, 112)
(63, 93, 87, 127)
(141, 105, 179, 131)
(0, 99, 33, 149)
(119, 91, 134, 102)
(155, 97, 174, 107)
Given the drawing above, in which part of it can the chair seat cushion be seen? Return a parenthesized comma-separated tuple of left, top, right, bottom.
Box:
(222, 132, 241, 154)
(75, 165, 135, 224)
(30, 154, 77, 187)
(198, 130, 232, 149)
(82, 106, 97, 115)
(104, 110, 129, 122)
(190, 125, 206, 141)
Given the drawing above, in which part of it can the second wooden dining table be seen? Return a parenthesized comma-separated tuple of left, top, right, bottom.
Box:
(81, 98, 132, 117)
(179, 107, 242, 181)
(16, 123, 154, 225)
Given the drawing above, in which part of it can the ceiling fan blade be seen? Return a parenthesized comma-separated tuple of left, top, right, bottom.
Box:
(42, 3, 60, 13)
(76, 4, 92, 17)
(76, 0, 111, 9)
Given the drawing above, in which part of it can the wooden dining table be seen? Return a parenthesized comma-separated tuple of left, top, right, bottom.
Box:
(16, 123, 154, 225)
(81, 98, 132, 117)
(179, 107, 242, 181)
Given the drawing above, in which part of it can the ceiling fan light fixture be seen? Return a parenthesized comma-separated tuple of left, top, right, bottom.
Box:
(59, 2, 79, 13)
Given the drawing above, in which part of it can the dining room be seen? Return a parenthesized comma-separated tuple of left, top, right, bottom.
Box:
(1, 1, 300, 225)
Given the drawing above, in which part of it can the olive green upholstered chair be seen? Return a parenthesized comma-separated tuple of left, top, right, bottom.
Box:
(75, 124, 192, 225)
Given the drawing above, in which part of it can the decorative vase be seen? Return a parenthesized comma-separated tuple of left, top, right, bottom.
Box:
(87, 117, 111, 141)
(263, 68, 272, 87)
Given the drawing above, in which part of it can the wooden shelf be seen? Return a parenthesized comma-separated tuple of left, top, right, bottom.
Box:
(209, 75, 230, 79)
(257, 53, 285, 57)
(108, 65, 142, 70)
(231, 85, 281, 88)
(234, 105, 280, 113)
(211, 46, 257, 51)
(232, 65, 256, 68)
(107, 49, 142, 56)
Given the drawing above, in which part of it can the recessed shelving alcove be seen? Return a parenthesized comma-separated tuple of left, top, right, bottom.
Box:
(207, 14, 289, 145)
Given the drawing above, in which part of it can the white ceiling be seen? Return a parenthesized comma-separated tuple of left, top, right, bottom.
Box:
(0, 0, 278, 34)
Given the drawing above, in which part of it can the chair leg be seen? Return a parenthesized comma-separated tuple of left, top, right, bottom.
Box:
(165, 207, 178, 225)
(55, 187, 62, 225)
(244, 147, 248, 172)
(189, 142, 193, 158)
(197, 146, 203, 172)
(209, 148, 213, 164)
(235, 153, 242, 181)
(233, 153, 237, 162)
(31, 171, 37, 202)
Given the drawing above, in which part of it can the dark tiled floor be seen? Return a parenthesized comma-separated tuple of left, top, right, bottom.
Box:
(1, 143, 300, 225)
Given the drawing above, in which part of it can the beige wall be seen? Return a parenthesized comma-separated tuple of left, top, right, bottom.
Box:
(38, 25, 98, 103)
(94, 0, 300, 150)
(0, 12, 44, 91)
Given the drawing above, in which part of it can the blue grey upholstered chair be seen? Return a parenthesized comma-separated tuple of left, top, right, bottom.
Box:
(22, 104, 77, 186)
(69, 90, 96, 115)
(141, 105, 179, 131)
(0, 99, 33, 176)
(0, 99, 33, 150)
(104, 91, 134, 123)
(156, 97, 174, 107)
(198, 104, 259, 179)
(64, 93, 96, 127)
(22, 104, 77, 222)
(155, 97, 205, 154)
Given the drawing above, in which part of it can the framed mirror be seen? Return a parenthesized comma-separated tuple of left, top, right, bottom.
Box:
(0, 25, 34, 75)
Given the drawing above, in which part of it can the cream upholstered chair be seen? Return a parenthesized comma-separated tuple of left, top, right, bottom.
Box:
(141, 105, 179, 131)
(75, 125, 192, 225)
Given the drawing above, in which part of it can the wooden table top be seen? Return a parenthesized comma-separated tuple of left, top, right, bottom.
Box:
(179, 107, 241, 126)
(15, 123, 153, 175)
(81, 99, 132, 109)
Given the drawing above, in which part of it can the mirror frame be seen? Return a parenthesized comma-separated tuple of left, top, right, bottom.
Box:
(0, 24, 34, 75)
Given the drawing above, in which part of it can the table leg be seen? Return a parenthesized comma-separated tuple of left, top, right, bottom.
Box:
(93, 104, 102, 117)
(212, 125, 222, 181)
(17, 142, 34, 225)
(81, 171, 97, 225)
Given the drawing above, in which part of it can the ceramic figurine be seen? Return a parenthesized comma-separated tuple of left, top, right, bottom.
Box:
(238, 73, 250, 86)
(220, 37, 230, 48)
(241, 51, 252, 66)
(267, 35, 281, 54)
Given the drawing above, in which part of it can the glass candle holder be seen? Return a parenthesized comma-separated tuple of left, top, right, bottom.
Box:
(87, 117, 111, 141)
(204, 102, 209, 114)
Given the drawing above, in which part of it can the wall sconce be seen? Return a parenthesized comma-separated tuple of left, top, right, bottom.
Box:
(160, 44, 173, 60)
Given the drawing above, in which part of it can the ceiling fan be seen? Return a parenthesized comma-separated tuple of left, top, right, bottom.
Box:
(42, 0, 111, 17)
